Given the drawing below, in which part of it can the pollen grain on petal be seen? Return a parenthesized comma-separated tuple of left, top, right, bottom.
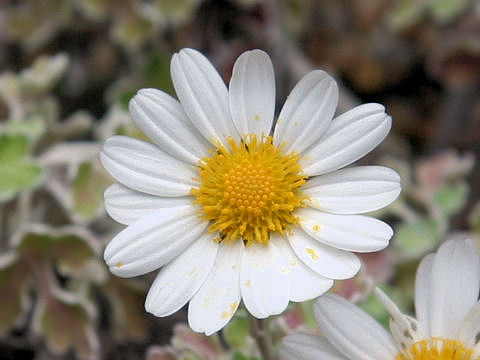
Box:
(306, 248, 319, 261)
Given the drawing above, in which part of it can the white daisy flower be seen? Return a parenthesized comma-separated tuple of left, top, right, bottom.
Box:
(100, 48, 400, 335)
(280, 238, 480, 360)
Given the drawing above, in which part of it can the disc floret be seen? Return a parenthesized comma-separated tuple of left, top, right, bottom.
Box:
(397, 338, 476, 360)
(191, 135, 307, 245)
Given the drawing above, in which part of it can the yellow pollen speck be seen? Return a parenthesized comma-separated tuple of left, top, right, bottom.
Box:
(221, 302, 240, 319)
(396, 338, 476, 360)
(221, 311, 229, 319)
(290, 260, 297, 266)
(232, 265, 237, 270)
(306, 248, 319, 260)
(313, 224, 320, 232)
(254, 115, 260, 121)
(189, 268, 196, 275)
(115, 262, 123, 268)
(191, 134, 308, 246)
(245, 280, 252, 287)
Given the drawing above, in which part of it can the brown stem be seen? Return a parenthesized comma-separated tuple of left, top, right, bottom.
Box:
(248, 314, 276, 360)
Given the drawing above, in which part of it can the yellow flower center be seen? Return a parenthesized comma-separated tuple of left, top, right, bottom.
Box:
(397, 338, 477, 360)
(191, 135, 307, 245)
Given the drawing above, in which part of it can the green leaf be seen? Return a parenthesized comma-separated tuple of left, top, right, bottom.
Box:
(39, 295, 97, 357)
(359, 284, 410, 329)
(17, 228, 96, 275)
(469, 202, 480, 235)
(5, 116, 46, 144)
(430, 0, 469, 23)
(53, 235, 96, 274)
(232, 352, 260, 360)
(0, 253, 30, 333)
(72, 162, 111, 221)
(0, 133, 29, 159)
(224, 316, 250, 349)
(394, 218, 440, 259)
(0, 133, 43, 201)
(144, 52, 175, 95)
(434, 183, 468, 216)
(387, 0, 430, 30)
(104, 277, 149, 341)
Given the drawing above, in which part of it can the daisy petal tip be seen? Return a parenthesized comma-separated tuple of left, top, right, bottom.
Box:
(313, 293, 339, 312)
(103, 242, 115, 264)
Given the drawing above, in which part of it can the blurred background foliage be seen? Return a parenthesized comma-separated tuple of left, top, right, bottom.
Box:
(0, 0, 479, 359)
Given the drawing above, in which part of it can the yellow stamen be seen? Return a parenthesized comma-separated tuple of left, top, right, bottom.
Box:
(191, 135, 307, 246)
(397, 338, 477, 360)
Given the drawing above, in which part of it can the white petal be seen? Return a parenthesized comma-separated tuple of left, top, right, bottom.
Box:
(280, 333, 348, 360)
(374, 287, 424, 352)
(229, 50, 275, 138)
(145, 232, 218, 317)
(275, 235, 333, 302)
(302, 103, 391, 176)
(287, 228, 361, 280)
(414, 253, 434, 337)
(314, 294, 397, 360)
(303, 166, 401, 214)
(240, 241, 290, 319)
(104, 183, 193, 225)
(170, 48, 240, 147)
(297, 208, 393, 253)
(430, 239, 480, 338)
(100, 136, 197, 197)
(457, 302, 480, 349)
(273, 70, 338, 154)
(129, 88, 211, 164)
(188, 241, 243, 335)
(103, 205, 207, 277)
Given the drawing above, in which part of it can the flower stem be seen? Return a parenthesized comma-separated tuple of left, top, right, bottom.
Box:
(247, 314, 276, 360)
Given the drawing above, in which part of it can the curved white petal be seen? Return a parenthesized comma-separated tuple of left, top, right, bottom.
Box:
(229, 50, 275, 138)
(297, 208, 392, 253)
(275, 235, 333, 302)
(103, 205, 207, 277)
(457, 302, 480, 349)
(280, 333, 348, 360)
(414, 253, 434, 337)
(287, 228, 361, 280)
(171, 48, 240, 147)
(145, 232, 218, 317)
(273, 70, 338, 154)
(303, 166, 401, 214)
(430, 239, 480, 338)
(314, 294, 397, 360)
(240, 241, 290, 319)
(302, 103, 391, 176)
(129, 88, 211, 164)
(104, 183, 193, 225)
(188, 241, 243, 335)
(100, 136, 197, 197)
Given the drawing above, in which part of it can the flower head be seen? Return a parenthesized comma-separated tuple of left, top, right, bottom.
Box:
(280, 238, 480, 360)
(100, 48, 399, 334)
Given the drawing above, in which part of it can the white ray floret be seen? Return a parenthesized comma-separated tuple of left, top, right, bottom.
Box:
(100, 47, 400, 334)
(280, 238, 480, 360)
